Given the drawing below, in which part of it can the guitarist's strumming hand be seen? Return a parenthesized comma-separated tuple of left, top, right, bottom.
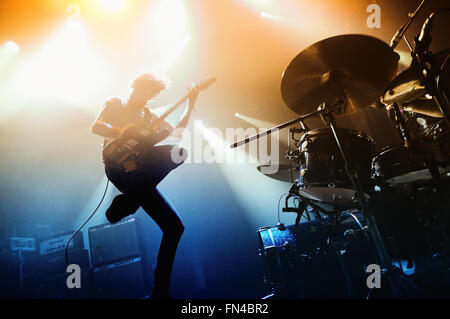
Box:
(119, 123, 138, 139)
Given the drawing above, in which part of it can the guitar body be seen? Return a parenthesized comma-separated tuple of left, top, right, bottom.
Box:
(103, 121, 170, 171)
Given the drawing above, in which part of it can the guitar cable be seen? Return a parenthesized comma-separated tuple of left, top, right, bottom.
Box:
(65, 179, 109, 267)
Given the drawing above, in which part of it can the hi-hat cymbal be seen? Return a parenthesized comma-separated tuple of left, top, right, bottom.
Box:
(281, 34, 399, 115)
(383, 49, 450, 118)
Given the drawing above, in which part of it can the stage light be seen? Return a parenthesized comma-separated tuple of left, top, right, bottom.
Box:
(158, 33, 192, 73)
(260, 11, 283, 21)
(243, 0, 279, 13)
(139, 0, 192, 74)
(233, 112, 276, 129)
(151, 0, 188, 45)
(0, 41, 20, 70)
(235, 113, 240, 118)
(3, 41, 20, 55)
(6, 21, 109, 109)
(196, 119, 286, 227)
(98, 0, 126, 12)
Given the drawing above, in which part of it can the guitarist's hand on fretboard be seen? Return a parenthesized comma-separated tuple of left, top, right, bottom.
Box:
(187, 86, 200, 111)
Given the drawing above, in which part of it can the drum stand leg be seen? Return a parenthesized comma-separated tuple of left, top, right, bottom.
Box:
(322, 108, 422, 298)
(391, 103, 412, 148)
(327, 215, 357, 298)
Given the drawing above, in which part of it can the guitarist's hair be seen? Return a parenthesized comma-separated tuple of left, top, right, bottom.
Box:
(131, 73, 169, 93)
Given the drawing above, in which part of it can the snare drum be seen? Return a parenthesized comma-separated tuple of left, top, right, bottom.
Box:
(297, 128, 375, 207)
(372, 114, 450, 186)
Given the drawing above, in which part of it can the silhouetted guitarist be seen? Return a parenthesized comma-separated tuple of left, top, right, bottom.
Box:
(91, 73, 201, 298)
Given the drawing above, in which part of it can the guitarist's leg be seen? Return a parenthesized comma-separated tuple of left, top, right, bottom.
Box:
(140, 188, 184, 298)
(104, 165, 142, 223)
(105, 193, 140, 224)
(140, 145, 187, 185)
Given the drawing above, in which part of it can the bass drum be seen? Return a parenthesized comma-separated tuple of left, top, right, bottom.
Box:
(297, 128, 376, 210)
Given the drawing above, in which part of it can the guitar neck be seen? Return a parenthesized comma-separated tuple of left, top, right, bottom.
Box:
(157, 77, 215, 121)
(159, 91, 192, 121)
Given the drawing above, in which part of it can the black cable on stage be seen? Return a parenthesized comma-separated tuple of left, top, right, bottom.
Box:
(65, 179, 109, 267)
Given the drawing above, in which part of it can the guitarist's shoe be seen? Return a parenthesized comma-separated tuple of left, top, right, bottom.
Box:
(106, 194, 140, 224)
(151, 286, 170, 299)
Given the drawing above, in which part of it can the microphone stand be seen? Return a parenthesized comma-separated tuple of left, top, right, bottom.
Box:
(390, 0, 428, 49)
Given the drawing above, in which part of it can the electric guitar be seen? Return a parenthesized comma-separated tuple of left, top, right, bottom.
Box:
(102, 77, 216, 171)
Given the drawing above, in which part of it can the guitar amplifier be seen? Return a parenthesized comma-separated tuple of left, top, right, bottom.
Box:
(36, 248, 90, 279)
(10, 237, 35, 252)
(89, 217, 141, 267)
(37, 266, 92, 299)
(92, 256, 149, 299)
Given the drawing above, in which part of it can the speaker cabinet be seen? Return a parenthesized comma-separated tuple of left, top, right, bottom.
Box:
(89, 217, 141, 267)
(92, 256, 149, 299)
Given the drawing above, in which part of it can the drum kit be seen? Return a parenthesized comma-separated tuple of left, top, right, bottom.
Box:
(232, 4, 450, 298)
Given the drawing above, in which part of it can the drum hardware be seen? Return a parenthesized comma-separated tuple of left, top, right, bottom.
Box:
(257, 102, 418, 297)
(230, 108, 322, 148)
(389, 0, 428, 50)
(233, 50, 397, 298)
(390, 103, 413, 147)
(295, 125, 375, 209)
(382, 49, 450, 118)
(315, 102, 395, 271)
(371, 144, 450, 188)
(237, 13, 449, 295)
(258, 212, 376, 298)
(411, 10, 450, 127)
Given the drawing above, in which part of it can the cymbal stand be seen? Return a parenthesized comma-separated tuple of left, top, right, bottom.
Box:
(318, 103, 390, 263)
(391, 103, 413, 147)
(413, 10, 450, 127)
(318, 101, 422, 298)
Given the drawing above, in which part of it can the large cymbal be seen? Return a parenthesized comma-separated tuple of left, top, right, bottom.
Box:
(281, 34, 399, 115)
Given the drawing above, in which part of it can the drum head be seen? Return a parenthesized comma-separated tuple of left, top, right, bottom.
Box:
(372, 145, 450, 186)
(386, 167, 450, 185)
(298, 187, 356, 204)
